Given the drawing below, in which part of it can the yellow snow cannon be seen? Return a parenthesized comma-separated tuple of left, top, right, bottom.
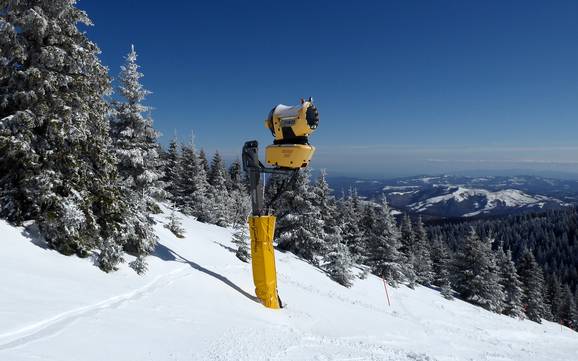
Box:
(242, 98, 319, 309)
(264, 98, 318, 169)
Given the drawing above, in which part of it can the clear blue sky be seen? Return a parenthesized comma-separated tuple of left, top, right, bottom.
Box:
(79, 0, 578, 178)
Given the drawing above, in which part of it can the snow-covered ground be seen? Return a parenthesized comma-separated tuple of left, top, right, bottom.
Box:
(1, 209, 577, 361)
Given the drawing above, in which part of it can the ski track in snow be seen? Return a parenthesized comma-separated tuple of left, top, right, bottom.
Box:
(0, 267, 189, 351)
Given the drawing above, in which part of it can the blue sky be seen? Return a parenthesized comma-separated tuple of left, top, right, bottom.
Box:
(79, 0, 578, 178)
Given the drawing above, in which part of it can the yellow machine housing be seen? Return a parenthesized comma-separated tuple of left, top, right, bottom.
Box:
(265, 143, 315, 168)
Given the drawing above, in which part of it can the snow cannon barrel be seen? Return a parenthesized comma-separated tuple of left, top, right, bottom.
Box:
(264, 98, 318, 169)
(248, 215, 281, 309)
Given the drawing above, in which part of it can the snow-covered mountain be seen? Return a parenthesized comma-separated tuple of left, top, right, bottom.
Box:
(328, 175, 576, 218)
(1, 207, 578, 361)
(407, 186, 566, 218)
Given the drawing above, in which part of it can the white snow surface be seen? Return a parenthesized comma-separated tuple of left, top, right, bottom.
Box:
(409, 187, 562, 216)
(1, 208, 578, 361)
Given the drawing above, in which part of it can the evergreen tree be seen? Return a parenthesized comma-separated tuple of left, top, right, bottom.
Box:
(517, 250, 547, 323)
(228, 159, 244, 192)
(545, 275, 563, 322)
(324, 237, 355, 287)
(430, 237, 453, 299)
(178, 139, 211, 222)
(452, 229, 505, 312)
(207, 151, 232, 226)
(198, 148, 210, 174)
(111, 45, 164, 209)
(496, 247, 525, 318)
(365, 197, 408, 286)
(110, 46, 161, 267)
(275, 168, 325, 265)
(338, 188, 365, 262)
(232, 223, 250, 263)
(412, 216, 433, 285)
(163, 137, 181, 202)
(165, 203, 185, 238)
(313, 170, 354, 287)
(559, 284, 577, 329)
(0, 0, 129, 271)
(400, 214, 414, 256)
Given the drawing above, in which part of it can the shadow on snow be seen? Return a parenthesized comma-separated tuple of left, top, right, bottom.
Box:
(154, 242, 260, 304)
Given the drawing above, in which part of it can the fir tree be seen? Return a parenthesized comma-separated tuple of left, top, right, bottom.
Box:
(324, 237, 355, 287)
(546, 275, 563, 322)
(412, 216, 433, 285)
(338, 188, 365, 263)
(365, 197, 408, 286)
(400, 214, 414, 256)
(496, 247, 525, 318)
(110, 45, 161, 266)
(517, 250, 547, 323)
(275, 168, 325, 265)
(163, 137, 181, 202)
(228, 159, 244, 192)
(207, 151, 232, 226)
(0, 0, 129, 271)
(232, 223, 251, 262)
(165, 203, 185, 238)
(313, 170, 354, 287)
(452, 229, 505, 312)
(111, 46, 164, 204)
(198, 149, 210, 174)
(177, 138, 211, 222)
(430, 237, 453, 299)
(559, 284, 577, 329)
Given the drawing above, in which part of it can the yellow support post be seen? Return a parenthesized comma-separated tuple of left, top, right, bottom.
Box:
(248, 215, 280, 309)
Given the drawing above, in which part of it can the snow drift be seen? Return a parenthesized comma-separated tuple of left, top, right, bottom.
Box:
(1, 208, 577, 361)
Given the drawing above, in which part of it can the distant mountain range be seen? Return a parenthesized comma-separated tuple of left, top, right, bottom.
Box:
(327, 175, 578, 219)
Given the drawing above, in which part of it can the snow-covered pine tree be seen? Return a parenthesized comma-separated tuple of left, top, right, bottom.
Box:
(430, 237, 453, 299)
(207, 151, 232, 226)
(165, 202, 185, 238)
(111, 45, 164, 208)
(313, 170, 354, 287)
(110, 46, 161, 269)
(324, 237, 355, 287)
(517, 249, 547, 323)
(574, 290, 578, 330)
(0, 0, 129, 271)
(559, 284, 577, 329)
(198, 148, 210, 174)
(228, 159, 243, 192)
(227, 158, 250, 228)
(232, 223, 251, 262)
(338, 187, 365, 263)
(400, 214, 414, 256)
(178, 138, 211, 222)
(452, 229, 505, 312)
(365, 197, 408, 286)
(275, 168, 325, 265)
(163, 137, 182, 203)
(496, 247, 525, 318)
(412, 216, 433, 285)
(546, 275, 563, 322)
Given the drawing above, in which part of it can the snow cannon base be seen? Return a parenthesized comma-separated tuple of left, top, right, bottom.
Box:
(248, 215, 281, 309)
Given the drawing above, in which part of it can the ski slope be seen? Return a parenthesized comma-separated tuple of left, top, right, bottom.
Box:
(1, 208, 577, 361)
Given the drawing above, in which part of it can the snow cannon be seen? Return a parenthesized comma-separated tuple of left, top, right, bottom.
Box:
(242, 98, 319, 309)
(264, 98, 318, 169)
